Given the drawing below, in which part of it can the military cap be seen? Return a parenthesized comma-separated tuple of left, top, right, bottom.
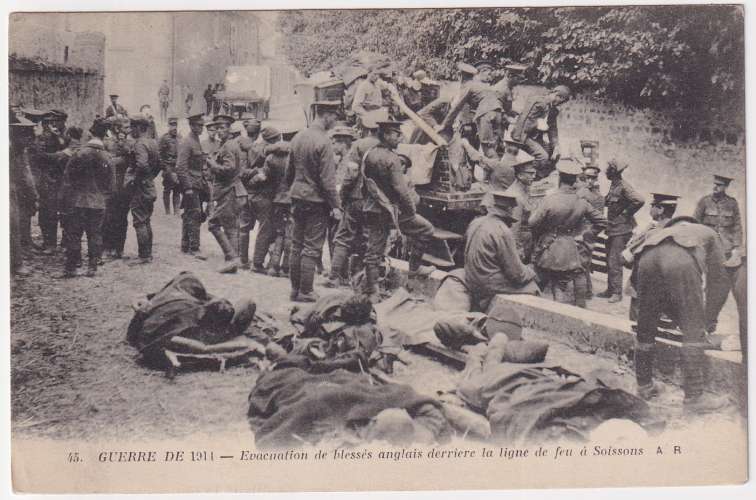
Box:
(205, 121, 219, 130)
(229, 121, 245, 135)
(556, 158, 583, 176)
(376, 120, 403, 133)
(242, 117, 261, 128)
(43, 109, 67, 122)
(513, 149, 536, 170)
(582, 165, 601, 177)
(397, 153, 412, 169)
(504, 63, 529, 74)
(261, 126, 281, 143)
(329, 125, 356, 139)
(281, 129, 299, 142)
(606, 159, 628, 174)
(714, 174, 734, 186)
(10, 111, 36, 127)
(474, 60, 495, 72)
(129, 114, 150, 126)
(490, 192, 519, 220)
(187, 113, 205, 124)
(167, 116, 178, 125)
(109, 94, 119, 98)
(412, 70, 428, 81)
(89, 117, 111, 136)
(19, 108, 47, 123)
(212, 114, 235, 125)
(312, 100, 342, 113)
(650, 193, 680, 207)
(457, 62, 478, 75)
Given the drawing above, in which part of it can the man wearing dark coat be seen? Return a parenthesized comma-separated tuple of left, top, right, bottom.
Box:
(176, 113, 211, 258)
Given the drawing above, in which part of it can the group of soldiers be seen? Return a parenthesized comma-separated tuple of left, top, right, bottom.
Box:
(8, 56, 746, 415)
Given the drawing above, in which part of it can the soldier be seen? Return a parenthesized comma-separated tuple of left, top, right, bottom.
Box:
(102, 117, 134, 260)
(56, 127, 84, 267)
(443, 62, 478, 132)
(267, 129, 297, 277)
(9, 112, 38, 277)
(55, 118, 115, 278)
(464, 192, 539, 312)
(204, 84, 214, 116)
(326, 125, 357, 267)
(399, 69, 426, 112)
(361, 120, 436, 302)
(139, 105, 158, 139)
(502, 150, 538, 264)
(577, 165, 605, 299)
(239, 126, 281, 273)
(124, 114, 160, 265)
(352, 65, 390, 128)
(477, 141, 521, 208)
(409, 96, 451, 144)
(325, 121, 380, 288)
(529, 160, 606, 308)
(29, 110, 68, 254)
(510, 85, 571, 179)
(158, 80, 170, 123)
(628, 217, 730, 413)
(159, 116, 182, 215)
(693, 174, 743, 258)
(206, 114, 247, 273)
(600, 160, 644, 303)
(105, 94, 128, 119)
(724, 249, 747, 366)
(623, 193, 679, 321)
(238, 118, 265, 170)
(176, 113, 210, 259)
(288, 101, 343, 302)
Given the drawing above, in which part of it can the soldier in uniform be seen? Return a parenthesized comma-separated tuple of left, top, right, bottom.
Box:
(287, 101, 343, 302)
(29, 110, 69, 254)
(326, 120, 380, 288)
(105, 94, 128, 119)
(352, 65, 390, 128)
(326, 125, 357, 266)
(361, 120, 436, 302)
(510, 85, 571, 179)
(577, 165, 605, 299)
(159, 116, 182, 215)
(502, 150, 538, 264)
(627, 217, 730, 413)
(158, 80, 170, 123)
(206, 114, 247, 273)
(600, 160, 644, 303)
(9, 111, 38, 277)
(267, 129, 297, 277)
(464, 192, 539, 312)
(623, 193, 679, 322)
(238, 118, 264, 169)
(125, 114, 160, 265)
(56, 127, 84, 267)
(693, 174, 742, 258)
(55, 118, 115, 278)
(529, 160, 607, 308)
(239, 126, 281, 272)
(102, 117, 134, 260)
(176, 113, 210, 259)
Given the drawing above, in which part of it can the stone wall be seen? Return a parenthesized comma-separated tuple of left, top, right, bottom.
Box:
(9, 56, 105, 130)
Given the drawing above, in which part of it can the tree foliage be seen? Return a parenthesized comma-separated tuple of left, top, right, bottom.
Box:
(277, 6, 743, 115)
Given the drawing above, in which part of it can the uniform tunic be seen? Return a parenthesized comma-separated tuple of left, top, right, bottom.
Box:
(464, 212, 539, 311)
(693, 193, 743, 256)
(502, 179, 536, 263)
(604, 177, 644, 294)
(159, 131, 180, 191)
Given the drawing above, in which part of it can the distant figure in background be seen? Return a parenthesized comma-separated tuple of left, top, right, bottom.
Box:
(105, 94, 128, 119)
(212, 83, 223, 115)
(158, 80, 170, 123)
(184, 85, 194, 116)
(204, 84, 214, 116)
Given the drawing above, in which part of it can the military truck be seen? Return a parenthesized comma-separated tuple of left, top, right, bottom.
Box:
(216, 65, 271, 120)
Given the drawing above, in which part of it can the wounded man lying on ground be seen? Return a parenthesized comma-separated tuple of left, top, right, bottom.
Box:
(248, 367, 451, 449)
(269, 291, 403, 374)
(127, 271, 263, 372)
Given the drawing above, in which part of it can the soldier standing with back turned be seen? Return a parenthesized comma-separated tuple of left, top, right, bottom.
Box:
(176, 113, 210, 259)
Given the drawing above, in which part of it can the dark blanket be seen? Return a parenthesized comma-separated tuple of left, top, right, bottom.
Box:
(248, 368, 440, 449)
(459, 362, 655, 444)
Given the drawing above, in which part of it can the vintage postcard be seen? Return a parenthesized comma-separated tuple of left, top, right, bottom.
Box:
(7, 3, 748, 494)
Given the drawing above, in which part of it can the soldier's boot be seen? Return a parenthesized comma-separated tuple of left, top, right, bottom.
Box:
(682, 345, 729, 414)
(573, 272, 589, 308)
(363, 264, 382, 304)
(407, 250, 435, 279)
(181, 217, 190, 253)
(584, 268, 593, 299)
(163, 191, 172, 215)
(147, 222, 154, 258)
(239, 233, 251, 270)
(324, 245, 349, 288)
(133, 224, 153, 264)
(281, 234, 291, 274)
(608, 293, 623, 304)
(596, 288, 613, 299)
(289, 251, 302, 301)
(295, 255, 319, 303)
(172, 191, 182, 216)
(267, 236, 283, 276)
(210, 228, 238, 273)
(634, 343, 661, 400)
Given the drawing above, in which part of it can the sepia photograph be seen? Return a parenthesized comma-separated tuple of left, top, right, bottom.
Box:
(6, 2, 749, 494)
